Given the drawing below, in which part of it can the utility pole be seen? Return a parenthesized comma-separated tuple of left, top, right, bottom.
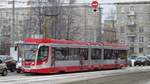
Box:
(66, 15, 70, 40)
(112, 19, 116, 42)
(66, 1, 72, 40)
(11, 0, 15, 46)
(111, 15, 117, 42)
(38, 0, 42, 35)
(84, 5, 87, 41)
(97, 7, 102, 42)
(110, 9, 117, 42)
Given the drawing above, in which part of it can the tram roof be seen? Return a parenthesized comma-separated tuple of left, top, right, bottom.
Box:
(102, 42, 128, 49)
(22, 38, 128, 49)
(23, 38, 90, 45)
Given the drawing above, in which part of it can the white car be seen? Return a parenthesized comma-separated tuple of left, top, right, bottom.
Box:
(127, 55, 138, 67)
(0, 59, 8, 76)
(16, 58, 22, 73)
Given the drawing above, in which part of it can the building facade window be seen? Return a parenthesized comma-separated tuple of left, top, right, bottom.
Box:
(129, 27, 134, 32)
(128, 36, 135, 42)
(139, 48, 143, 53)
(3, 19, 8, 24)
(139, 26, 143, 33)
(139, 37, 144, 42)
(130, 47, 134, 53)
(129, 6, 135, 11)
(120, 26, 124, 33)
(121, 7, 125, 13)
(120, 40, 125, 43)
(6, 12, 8, 16)
(128, 16, 136, 24)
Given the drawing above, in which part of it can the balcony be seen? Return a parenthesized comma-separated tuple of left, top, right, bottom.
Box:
(127, 32, 137, 37)
(130, 43, 135, 47)
(127, 22, 136, 27)
(127, 11, 136, 16)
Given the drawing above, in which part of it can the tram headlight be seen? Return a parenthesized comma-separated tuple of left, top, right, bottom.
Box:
(32, 62, 34, 65)
(32, 66, 35, 69)
(42, 62, 46, 64)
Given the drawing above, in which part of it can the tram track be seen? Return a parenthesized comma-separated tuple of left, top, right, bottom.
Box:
(1, 66, 150, 84)
(65, 71, 150, 84)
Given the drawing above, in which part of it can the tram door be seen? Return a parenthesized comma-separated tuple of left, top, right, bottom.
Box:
(114, 50, 119, 67)
(51, 47, 55, 67)
(79, 48, 88, 69)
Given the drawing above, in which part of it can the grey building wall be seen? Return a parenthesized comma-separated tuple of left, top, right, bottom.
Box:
(0, 7, 30, 42)
(0, 5, 101, 54)
(0, 7, 29, 54)
(116, 2, 150, 55)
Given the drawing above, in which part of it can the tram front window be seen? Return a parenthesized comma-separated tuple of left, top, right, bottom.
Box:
(24, 50, 36, 61)
(37, 46, 49, 61)
(19, 44, 38, 61)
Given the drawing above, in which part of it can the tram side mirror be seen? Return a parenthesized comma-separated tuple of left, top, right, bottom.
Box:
(0, 59, 3, 64)
(15, 46, 17, 51)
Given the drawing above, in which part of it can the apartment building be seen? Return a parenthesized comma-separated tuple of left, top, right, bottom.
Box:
(116, 0, 150, 55)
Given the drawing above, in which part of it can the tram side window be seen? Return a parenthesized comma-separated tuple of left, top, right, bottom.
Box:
(53, 47, 80, 60)
(118, 50, 127, 59)
(104, 49, 127, 60)
(91, 48, 101, 60)
(112, 50, 119, 59)
(79, 48, 88, 60)
(104, 49, 118, 59)
(53, 47, 67, 60)
(68, 48, 79, 60)
(104, 49, 110, 59)
(37, 46, 49, 60)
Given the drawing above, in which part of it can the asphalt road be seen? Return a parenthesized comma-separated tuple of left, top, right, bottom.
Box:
(65, 71, 150, 84)
(1, 66, 150, 84)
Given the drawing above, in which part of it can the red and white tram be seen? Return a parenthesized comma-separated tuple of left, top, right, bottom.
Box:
(16, 38, 128, 74)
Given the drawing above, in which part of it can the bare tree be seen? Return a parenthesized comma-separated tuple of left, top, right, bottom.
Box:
(24, 0, 81, 40)
(0, 27, 10, 54)
(106, 8, 117, 42)
(65, 0, 81, 40)
(45, 0, 81, 40)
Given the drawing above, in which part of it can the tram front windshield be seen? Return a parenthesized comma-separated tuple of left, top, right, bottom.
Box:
(24, 50, 36, 61)
(19, 44, 38, 61)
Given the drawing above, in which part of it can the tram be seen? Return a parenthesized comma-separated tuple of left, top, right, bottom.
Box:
(16, 38, 128, 74)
